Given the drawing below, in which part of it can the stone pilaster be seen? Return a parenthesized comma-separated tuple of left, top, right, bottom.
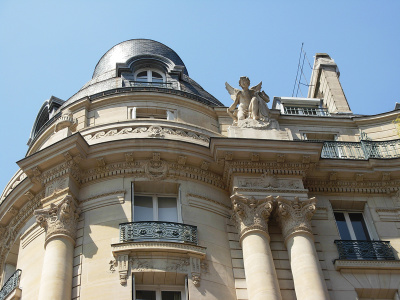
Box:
(231, 193, 282, 300)
(34, 195, 80, 300)
(276, 196, 330, 300)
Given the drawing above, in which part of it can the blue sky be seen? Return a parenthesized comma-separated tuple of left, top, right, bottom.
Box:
(1, 0, 399, 191)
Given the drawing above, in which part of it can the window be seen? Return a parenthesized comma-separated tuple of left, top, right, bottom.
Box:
(131, 182, 181, 223)
(130, 107, 175, 120)
(134, 195, 178, 223)
(135, 70, 165, 83)
(334, 212, 371, 241)
(135, 288, 184, 300)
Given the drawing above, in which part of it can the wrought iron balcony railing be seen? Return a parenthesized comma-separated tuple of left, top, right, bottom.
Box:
(0, 269, 21, 300)
(283, 107, 330, 116)
(334, 240, 396, 260)
(321, 139, 400, 160)
(119, 221, 198, 245)
(127, 81, 179, 90)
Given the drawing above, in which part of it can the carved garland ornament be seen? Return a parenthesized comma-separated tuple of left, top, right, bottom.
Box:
(276, 196, 317, 242)
(231, 193, 274, 241)
(34, 195, 80, 245)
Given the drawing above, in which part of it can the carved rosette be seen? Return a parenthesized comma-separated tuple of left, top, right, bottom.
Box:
(34, 195, 80, 245)
(231, 193, 274, 241)
(276, 196, 317, 242)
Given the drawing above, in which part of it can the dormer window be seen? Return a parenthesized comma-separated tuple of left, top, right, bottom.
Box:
(134, 69, 165, 83)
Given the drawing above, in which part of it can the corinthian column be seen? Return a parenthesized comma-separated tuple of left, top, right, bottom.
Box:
(34, 195, 80, 300)
(231, 193, 282, 300)
(276, 196, 329, 300)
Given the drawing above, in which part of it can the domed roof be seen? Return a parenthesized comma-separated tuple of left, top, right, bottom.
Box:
(92, 39, 188, 78)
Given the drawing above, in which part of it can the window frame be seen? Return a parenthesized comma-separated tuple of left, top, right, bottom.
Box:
(333, 210, 377, 241)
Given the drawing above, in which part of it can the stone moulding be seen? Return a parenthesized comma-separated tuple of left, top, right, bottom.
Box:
(334, 259, 400, 271)
(80, 160, 225, 189)
(0, 170, 27, 205)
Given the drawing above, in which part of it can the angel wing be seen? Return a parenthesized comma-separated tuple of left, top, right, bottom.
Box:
(250, 81, 262, 92)
(225, 82, 240, 101)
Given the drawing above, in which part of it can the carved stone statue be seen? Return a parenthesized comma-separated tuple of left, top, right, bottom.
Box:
(226, 77, 270, 124)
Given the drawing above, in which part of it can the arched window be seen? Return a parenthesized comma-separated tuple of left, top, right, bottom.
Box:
(134, 69, 165, 83)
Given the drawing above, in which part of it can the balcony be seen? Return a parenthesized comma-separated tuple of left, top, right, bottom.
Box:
(0, 270, 22, 300)
(321, 139, 400, 160)
(127, 81, 179, 90)
(283, 106, 330, 116)
(335, 240, 396, 260)
(119, 221, 198, 245)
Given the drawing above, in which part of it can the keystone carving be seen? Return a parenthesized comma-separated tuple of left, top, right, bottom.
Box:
(231, 193, 274, 240)
(34, 195, 80, 245)
(276, 196, 317, 242)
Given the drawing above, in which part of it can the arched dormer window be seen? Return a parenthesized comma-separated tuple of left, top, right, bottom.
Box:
(134, 69, 165, 84)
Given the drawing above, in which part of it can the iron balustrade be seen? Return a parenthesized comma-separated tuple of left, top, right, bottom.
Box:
(119, 221, 198, 245)
(321, 139, 400, 160)
(0, 269, 21, 300)
(127, 81, 178, 90)
(283, 107, 330, 116)
(334, 240, 396, 260)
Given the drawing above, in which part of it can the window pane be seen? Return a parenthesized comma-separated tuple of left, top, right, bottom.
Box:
(152, 72, 163, 79)
(162, 291, 181, 300)
(134, 196, 153, 221)
(334, 212, 352, 240)
(158, 197, 178, 222)
(136, 290, 156, 300)
(349, 213, 370, 241)
(137, 71, 148, 82)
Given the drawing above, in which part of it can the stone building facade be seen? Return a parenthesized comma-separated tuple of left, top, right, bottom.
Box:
(1, 39, 400, 300)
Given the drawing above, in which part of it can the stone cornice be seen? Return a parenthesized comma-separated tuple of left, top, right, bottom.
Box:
(334, 259, 400, 271)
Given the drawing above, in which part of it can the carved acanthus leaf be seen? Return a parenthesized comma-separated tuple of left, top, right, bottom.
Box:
(231, 193, 273, 239)
(276, 196, 316, 242)
(34, 195, 80, 244)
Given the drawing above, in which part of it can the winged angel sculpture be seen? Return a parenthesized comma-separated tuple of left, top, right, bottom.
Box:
(226, 76, 270, 125)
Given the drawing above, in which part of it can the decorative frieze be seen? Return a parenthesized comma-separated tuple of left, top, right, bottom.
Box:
(83, 125, 210, 145)
(305, 179, 400, 194)
(230, 193, 274, 240)
(34, 195, 80, 245)
(276, 196, 317, 242)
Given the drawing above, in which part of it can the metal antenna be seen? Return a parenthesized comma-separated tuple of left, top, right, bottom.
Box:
(292, 43, 304, 97)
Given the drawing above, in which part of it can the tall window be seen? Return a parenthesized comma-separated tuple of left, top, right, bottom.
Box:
(134, 195, 178, 223)
(334, 212, 371, 241)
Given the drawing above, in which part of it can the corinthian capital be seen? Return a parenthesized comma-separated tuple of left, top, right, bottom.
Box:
(34, 195, 80, 245)
(231, 193, 274, 241)
(276, 196, 316, 242)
